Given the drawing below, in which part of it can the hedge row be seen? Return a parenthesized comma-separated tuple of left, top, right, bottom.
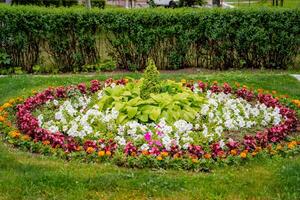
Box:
(0, 5, 299, 72)
(11, 0, 106, 8)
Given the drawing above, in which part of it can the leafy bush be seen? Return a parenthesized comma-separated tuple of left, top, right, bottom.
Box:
(140, 59, 161, 99)
(12, 0, 78, 7)
(98, 80, 205, 123)
(91, 0, 105, 9)
(0, 5, 299, 73)
(82, 59, 116, 72)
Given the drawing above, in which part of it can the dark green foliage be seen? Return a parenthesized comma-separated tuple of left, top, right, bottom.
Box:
(179, 0, 206, 7)
(140, 59, 161, 99)
(11, 0, 78, 7)
(91, 0, 105, 9)
(0, 5, 299, 73)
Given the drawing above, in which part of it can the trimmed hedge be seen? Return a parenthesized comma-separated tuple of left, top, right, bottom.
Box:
(11, 0, 79, 7)
(0, 5, 299, 72)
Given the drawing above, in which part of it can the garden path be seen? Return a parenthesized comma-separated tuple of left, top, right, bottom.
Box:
(291, 74, 300, 81)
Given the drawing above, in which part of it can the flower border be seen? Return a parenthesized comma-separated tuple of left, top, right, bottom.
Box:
(0, 79, 299, 170)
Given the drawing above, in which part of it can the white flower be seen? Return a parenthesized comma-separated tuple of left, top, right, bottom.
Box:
(200, 104, 209, 115)
(174, 120, 193, 133)
(219, 140, 225, 149)
(53, 99, 59, 106)
(140, 143, 149, 151)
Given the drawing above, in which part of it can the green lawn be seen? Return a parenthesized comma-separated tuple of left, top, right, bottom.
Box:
(0, 70, 300, 199)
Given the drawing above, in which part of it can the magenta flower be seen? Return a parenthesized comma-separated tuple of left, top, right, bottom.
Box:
(144, 132, 152, 141)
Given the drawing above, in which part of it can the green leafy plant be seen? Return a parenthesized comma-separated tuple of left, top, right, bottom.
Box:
(140, 59, 161, 99)
(97, 80, 206, 124)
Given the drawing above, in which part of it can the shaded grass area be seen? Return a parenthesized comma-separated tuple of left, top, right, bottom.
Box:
(0, 70, 300, 199)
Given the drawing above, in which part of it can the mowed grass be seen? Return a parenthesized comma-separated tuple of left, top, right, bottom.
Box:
(0, 70, 300, 199)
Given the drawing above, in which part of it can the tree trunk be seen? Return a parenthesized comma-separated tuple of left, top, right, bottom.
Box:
(86, 0, 91, 9)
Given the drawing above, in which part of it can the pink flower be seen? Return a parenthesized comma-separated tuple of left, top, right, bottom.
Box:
(77, 83, 87, 94)
(144, 132, 152, 141)
(90, 80, 101, 93)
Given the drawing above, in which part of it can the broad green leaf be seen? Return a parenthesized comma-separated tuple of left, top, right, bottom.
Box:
(149, 108, 161, 121)
(127, 106, 138, 119)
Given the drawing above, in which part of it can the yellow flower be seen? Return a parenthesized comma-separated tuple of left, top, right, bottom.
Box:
(276, 144, 283, 151)
(98, 150, 105, 157)
(161, 152, 168, 157)
(2, 103, 12, 109)
(240, 152, 247, 159)
(86, 147, 95, 154)
(255, 147, 262, 152)
(251, 152, 257, 157)
(17, 97, 23, 102)
(156, 156, 163, 161)
(192, 158, 199, 163)
(181, 79, 186, 83)
(288, 141, 297, 149)
(22, 135, 31, 141)
(9, 130, 20, 138)
(235, 82, 240, 87)
(8, 99, 15, 104)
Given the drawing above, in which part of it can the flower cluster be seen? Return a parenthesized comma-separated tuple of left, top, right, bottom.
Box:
(1, 79, 299, 170)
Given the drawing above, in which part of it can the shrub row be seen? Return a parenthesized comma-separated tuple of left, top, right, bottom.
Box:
(12, 0, 79, 7)
(0, 5, 299, 73)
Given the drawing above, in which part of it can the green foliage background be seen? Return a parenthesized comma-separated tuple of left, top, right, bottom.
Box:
(0, 5, 299, 72)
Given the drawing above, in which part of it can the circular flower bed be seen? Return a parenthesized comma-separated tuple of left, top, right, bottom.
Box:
(1, 78, 300, 170)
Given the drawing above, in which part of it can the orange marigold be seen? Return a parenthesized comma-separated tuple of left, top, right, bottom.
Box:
(204, 153, 211, 159)
(230, 149, 238, 156)
(161, 152, 169, 157)
(288, 141, 297, 149)
(255, 147, 262, 152)
(192, 158, 199, 163)
(240, 152, 247, 159)
(21, 135, 30, 141)
(86, 147, 95, 154)
(42, 140, 50, 145)
(106, 151, 112, 156)
(131, 152, 136, 157)
(0, 116, 5, 122)
(98, 150, 105, 157)
(9, 130, 20, 138)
